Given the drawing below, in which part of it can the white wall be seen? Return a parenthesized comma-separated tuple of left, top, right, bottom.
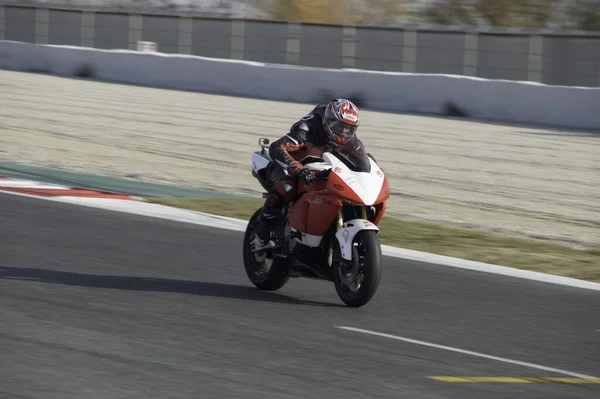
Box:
(1, 40, 599, 129)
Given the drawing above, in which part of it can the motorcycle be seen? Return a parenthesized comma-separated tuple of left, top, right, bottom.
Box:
(242, 137, 391, 307)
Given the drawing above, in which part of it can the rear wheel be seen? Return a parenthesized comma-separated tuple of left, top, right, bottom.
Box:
(242, 209, 289, 291)
(333, 231, 383, 307)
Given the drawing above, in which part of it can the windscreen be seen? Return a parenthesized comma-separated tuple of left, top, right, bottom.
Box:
(331, 140, 372, 173)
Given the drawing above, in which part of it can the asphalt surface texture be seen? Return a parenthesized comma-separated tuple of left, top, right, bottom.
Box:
(1, 192, 599, 399)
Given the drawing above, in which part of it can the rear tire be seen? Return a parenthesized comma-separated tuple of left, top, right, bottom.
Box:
(243, 209, 290, 291)
(333, 230, 383, 307)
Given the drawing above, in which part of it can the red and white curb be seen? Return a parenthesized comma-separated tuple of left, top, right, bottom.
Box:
(0, 177, 135, 200)
(2, 176, 599, 292)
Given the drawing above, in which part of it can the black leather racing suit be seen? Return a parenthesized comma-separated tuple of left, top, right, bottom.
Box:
(255, 104, 363, 244)
(263, 104, 359, 214)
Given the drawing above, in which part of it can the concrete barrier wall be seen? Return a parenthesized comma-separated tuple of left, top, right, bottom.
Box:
(1, 40, 599, 129)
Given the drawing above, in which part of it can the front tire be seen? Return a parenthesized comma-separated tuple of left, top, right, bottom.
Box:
(243, 208, 290, 291)
(333, 230, 383, 307)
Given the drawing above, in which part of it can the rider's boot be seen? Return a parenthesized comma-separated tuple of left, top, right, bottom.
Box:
(255, 208, 276, 247)
(255, 192, 281, 248)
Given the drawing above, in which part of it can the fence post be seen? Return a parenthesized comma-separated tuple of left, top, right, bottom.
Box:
(342, 26, 356, 67)
(597, 53, 600, 87)
(230, 20, 244, 59)
(0, 6, 5, 40)
(286, 22, 301, 63)
(463, 32, 478, 76)
(35, 7, 49, 44)
(402, 29, 417, 73)
(81, 11, 95, 48)
(527, 35, 543, 82)
(128, 14, 142, 50)
(179, 16, 192, 54)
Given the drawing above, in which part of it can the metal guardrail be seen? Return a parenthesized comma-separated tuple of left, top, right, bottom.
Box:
(4, 1, 600, 36)
(1, 2, 599, 87)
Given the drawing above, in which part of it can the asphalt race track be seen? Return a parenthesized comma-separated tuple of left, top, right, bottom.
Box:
(1, 192, 599, 399)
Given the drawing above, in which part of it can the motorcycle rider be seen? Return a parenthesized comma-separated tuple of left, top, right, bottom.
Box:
(255, 98, 361, 247)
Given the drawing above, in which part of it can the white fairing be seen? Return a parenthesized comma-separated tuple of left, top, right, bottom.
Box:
(252, 152, 270, 173)
(257, 149, 384, 252)
(301, 152, 385, 253)
(335, 219, 379, 260)
(320, 153, 384, 206)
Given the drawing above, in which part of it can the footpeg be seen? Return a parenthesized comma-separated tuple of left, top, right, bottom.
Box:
(251, 237, 276, 252)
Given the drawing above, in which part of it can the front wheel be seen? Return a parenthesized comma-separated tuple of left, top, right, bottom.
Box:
(333, 230, 383, 307)
(242, 208, 290, 291)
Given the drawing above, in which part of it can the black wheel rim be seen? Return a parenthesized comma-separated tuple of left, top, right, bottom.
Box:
(335, 240, 366, 295)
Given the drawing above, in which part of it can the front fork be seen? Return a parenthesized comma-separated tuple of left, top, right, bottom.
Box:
(333, 205, 379, 261)
(334, 206, 367, 229)
(330, 206, 368, 266)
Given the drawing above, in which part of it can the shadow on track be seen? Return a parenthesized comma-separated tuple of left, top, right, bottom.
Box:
(0, 266, 344, 308)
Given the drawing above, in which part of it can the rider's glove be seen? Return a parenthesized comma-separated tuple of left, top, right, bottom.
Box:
(295, 167, 316, 185)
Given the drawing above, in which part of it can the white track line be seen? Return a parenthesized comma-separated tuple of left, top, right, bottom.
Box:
(2, 188, 600, 292)
(381, 246, 600, 292)
(336, 326, 598, 379)
(0, 179, 69, 189)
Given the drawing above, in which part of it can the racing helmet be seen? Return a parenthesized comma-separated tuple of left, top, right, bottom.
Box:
(322, 98, 360, 146)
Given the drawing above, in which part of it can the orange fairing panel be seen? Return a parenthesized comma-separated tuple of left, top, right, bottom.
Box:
(288, 191, 342, 236)
(306, 195, 342, 236)
(288, 193, 310, 232)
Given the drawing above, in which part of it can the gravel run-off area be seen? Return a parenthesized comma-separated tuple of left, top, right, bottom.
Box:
(1, 70, 598, 247)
